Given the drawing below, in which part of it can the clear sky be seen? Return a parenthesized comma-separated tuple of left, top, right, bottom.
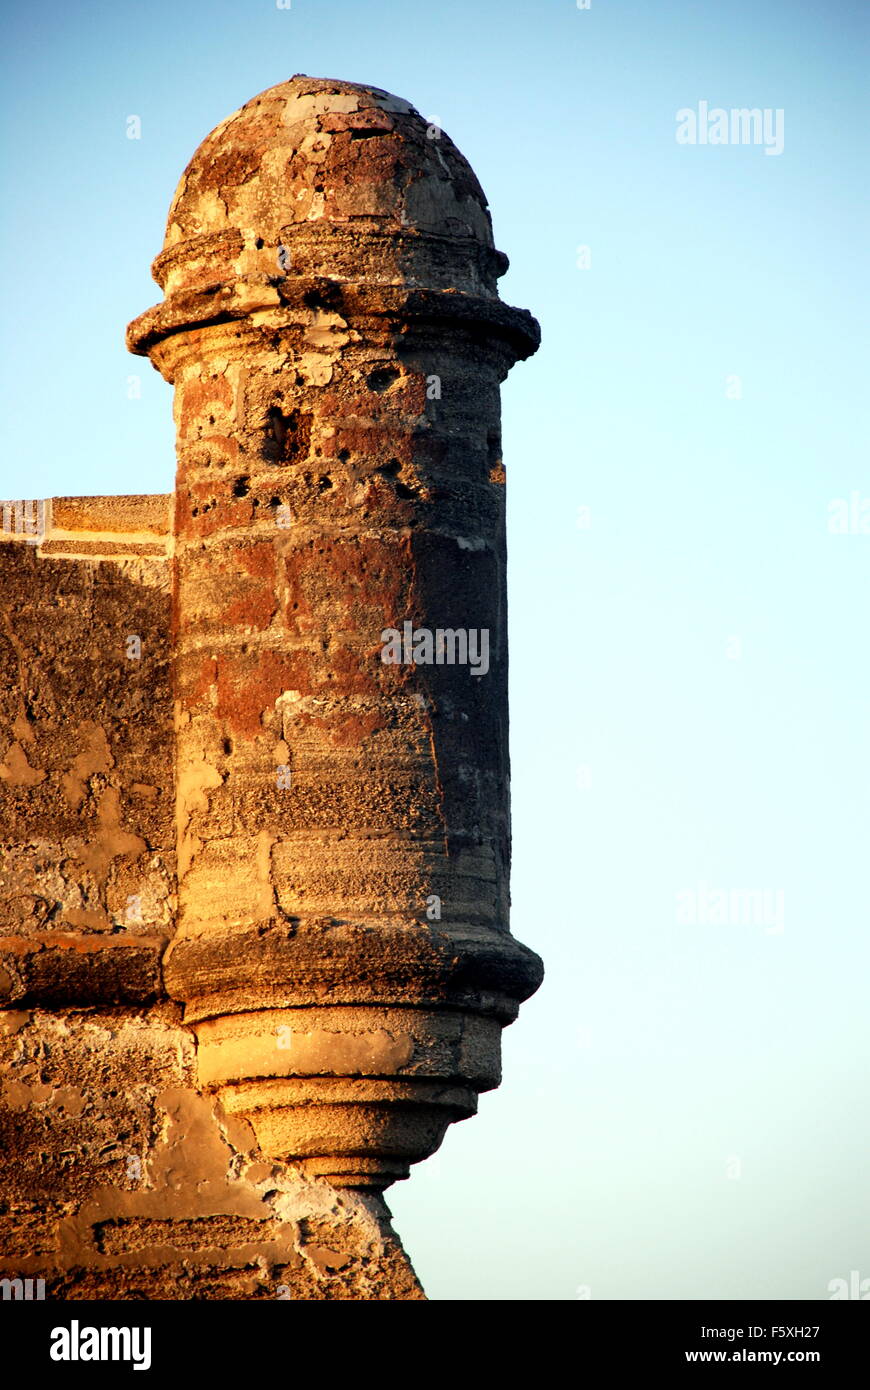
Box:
(2, 0, 868, 1300)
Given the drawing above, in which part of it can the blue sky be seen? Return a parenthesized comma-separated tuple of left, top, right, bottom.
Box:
(2, 0, 868, 1299)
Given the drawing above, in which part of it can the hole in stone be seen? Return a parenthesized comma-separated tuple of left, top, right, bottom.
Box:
(318, 476, 333, 492)
(395, 482, 416, 500)
(266, 406, 312, 463)
(269, 496, 281, 507)
(268, 407, 287, 448)
(338, 449, 351, 462)
(303, 284, 342, 312)
(233, 477, 250, 497)
(223, 738, 232, 755)
(367, 366, 400, 393)
(350, 127, 387, 140)
(254, 237, 264, 249)
(376, 458, 402, 478)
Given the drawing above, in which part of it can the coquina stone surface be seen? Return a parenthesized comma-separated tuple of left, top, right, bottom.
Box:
(0, 74, 542, 1299)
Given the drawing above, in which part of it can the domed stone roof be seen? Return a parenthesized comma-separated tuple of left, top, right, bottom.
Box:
(167, 77, 495, 246)
(149, 76, 510, 303)
(128, 74, 538, 378)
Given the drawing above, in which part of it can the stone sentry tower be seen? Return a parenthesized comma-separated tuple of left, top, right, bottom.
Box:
(0, 75, 541, 1299)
